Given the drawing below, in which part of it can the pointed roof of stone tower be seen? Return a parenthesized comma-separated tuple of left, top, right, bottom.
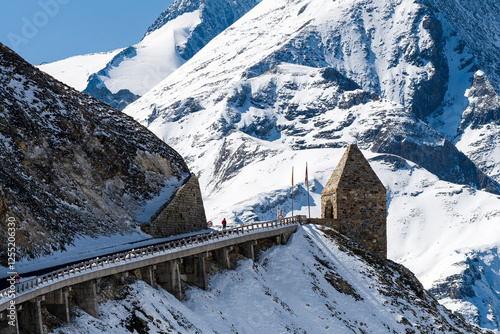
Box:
(322, 144, 385, 194)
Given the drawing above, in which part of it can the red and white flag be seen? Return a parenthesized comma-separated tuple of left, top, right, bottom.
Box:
(305, 163, 308, 185)
(306, 162, 311, 218)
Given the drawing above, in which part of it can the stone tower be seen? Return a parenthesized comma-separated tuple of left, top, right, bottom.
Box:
(142, 174, 207, 237)
(321, 144, 387, 258)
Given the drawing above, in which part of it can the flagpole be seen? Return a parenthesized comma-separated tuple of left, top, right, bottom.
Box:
(306, 162, 311, 219)
(291, 166, 294, 217)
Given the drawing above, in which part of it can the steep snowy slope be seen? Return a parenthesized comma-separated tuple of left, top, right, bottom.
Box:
(82, 9, 202, 107)
(53, 225, 488, 334)
(199, 140, 500, 330)
(37, 49, 122, 91)
(0, 43, 191, 261)
(425, 0, 500, 92)
(40, 0, 257, 110)
(122, 0, 500, 329)
(124, 0, 499, 194)
(454, 71, 500, 183)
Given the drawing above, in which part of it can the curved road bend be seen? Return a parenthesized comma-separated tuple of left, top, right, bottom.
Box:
(0, 230, 217, 290)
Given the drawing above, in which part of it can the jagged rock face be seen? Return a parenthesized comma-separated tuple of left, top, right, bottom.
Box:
(425, 0, 500, 92)
(83, 84, 140, 111)
(455, 71, 500, 183)
(0, 43, 190, 261)
(126, 56, 499, 194)
(429, 250, 500, 331)
(461, 73, 500, 129)
(236, 0, 450, 122)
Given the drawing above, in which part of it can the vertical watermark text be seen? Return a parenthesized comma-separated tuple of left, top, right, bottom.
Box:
(6, 216, 18, 327)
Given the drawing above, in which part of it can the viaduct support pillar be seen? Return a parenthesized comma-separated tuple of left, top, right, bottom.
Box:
(183, 254, 207, 290)
(240, 241, 257, 261)
(112, 271, 129, 283)
(0, 308, 19, 334)
(214, 247, 231, 269)
(280, 231, 294, 245)
(140, 265, 156, 288)
(18, 296, 44, 334)
(73, 279, 98, 318)
(157, 260, 183, 300)
(45, 287, 71, 323)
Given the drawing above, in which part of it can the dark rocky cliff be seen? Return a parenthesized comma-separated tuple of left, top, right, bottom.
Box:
(0, 43, 191, 261)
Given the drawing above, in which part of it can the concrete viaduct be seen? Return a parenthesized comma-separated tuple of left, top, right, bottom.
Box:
(0, 218, 299, 334)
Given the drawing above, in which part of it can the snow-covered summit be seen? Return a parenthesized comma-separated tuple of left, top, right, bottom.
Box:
(39, 0, 257, 110)
(144, 0, 257, 60)
(124, 0, 499, 193)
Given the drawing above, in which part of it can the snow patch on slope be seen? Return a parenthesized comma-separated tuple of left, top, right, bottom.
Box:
(101, 10, 201, 96)
(38, 49, 123, 91)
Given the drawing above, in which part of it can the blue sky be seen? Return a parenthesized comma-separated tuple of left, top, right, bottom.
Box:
(0, 0, 174, 65)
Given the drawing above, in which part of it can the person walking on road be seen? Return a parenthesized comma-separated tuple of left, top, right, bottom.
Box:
(222, 218, 227, 231)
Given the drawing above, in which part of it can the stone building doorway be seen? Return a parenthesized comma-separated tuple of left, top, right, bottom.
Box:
(324, 200, 333, 219)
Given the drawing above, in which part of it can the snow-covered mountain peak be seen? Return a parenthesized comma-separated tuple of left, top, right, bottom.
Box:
(144, 0, 206, 37)
(125, 0, 499, 194)
(39, 0, 258, 110)
(125, 0, 417, 116)
(89, 9, 201, 98)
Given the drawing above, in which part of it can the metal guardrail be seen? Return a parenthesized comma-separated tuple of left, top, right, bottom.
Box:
(0, 217, 299, 304)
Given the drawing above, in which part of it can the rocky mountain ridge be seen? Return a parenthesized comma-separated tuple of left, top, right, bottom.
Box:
(425, 0, 500, 93)
(0, 42, 190, 261)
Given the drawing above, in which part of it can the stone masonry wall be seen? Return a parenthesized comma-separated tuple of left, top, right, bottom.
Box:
(320, 145, 387, 258)
(308, 218, 340, 230)
(143, 174, 207, 237)
(336, 188, 386, 258)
